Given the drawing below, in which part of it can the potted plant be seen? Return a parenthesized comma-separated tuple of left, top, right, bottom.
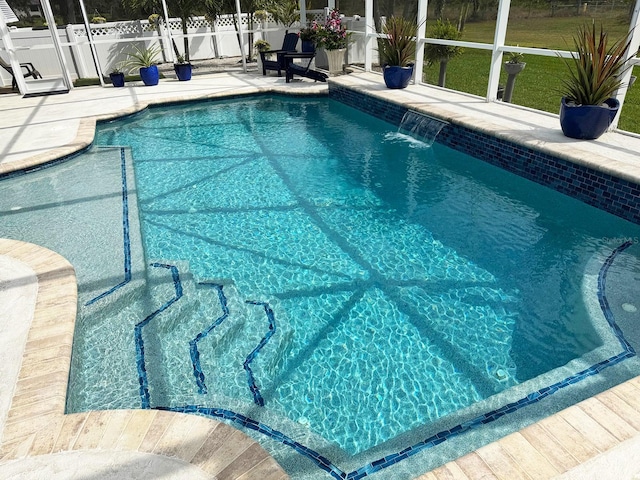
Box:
(378, 16, 418, 89)
(424, 19, 463, 88)
(122, 45, 161, 86)
(315, 9, 351, 74)
(502, 50, 525, 103)
(254, 39, 271, 71)
(504, 50, 525, 74)
(174, 53, 192, 81)
(299, 24, 318, 53)
(559, 23, 632, 140)
(108, 66, 125, 87)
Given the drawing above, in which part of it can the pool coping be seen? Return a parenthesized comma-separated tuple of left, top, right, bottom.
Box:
(0, 84, 328, 178)
(1, 71, 640, 479)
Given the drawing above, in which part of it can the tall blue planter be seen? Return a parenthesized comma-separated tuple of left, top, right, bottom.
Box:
(559, 97, 619, 140)
(383, 64, 414, 89)
(139, 65, 159, 86)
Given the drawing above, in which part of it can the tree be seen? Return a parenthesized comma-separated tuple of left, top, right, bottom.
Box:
(261, 0, 299, 31)
(424, 19, 462, 87)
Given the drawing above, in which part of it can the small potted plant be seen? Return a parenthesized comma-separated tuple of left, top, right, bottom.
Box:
(108, 66, 125, 87)
(378, 16, 417, 89)
(559, 23, 632, 140)
(254, 39, 271, 71)
(501, 50, 525, 103)
(315, 9, 351, 74)
(504, 50, 525, 74)
(174, 53, 192, 81)
(122, 44, 161, 86)
(299, 24, 318, 53)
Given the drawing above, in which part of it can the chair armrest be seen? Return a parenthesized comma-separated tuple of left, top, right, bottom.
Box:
(283, 52, 316, 59)
(19, 62, 37, 73)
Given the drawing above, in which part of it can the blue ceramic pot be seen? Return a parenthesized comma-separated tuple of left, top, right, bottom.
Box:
(383, 65, 414, 89)
(174, 63, 192, 81)
(559, 97, 619, 140)
(109, 72, 125, 87)
(302, 40, 315, 53)
(139, 65, 159, 86)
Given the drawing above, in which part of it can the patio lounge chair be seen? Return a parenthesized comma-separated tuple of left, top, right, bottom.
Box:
(285, 53, 328, 83)
(260, 33, 300, 77)
(0, 56, 42, 90)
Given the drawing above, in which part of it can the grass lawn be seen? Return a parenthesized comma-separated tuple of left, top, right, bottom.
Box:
(421, 14, 640, 133)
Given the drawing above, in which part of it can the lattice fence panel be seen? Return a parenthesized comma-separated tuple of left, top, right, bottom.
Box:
(76, 21, 146, 37)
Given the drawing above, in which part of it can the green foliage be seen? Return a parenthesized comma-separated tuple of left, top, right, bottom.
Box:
(378, 16, 417, 67)
(299, 26, 318, 42)
(424, 19, 463, 65)
(505, 51, 525, 64)
(253, 10, 269, 22)
(260, 0, 299, 28)
(254, 39, 271, 53)
(560, 23, 632, 106)
(121, 44, 161, 73)
(148, 13, 162, 26)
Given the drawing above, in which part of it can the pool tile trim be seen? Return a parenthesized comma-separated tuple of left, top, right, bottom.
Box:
(328, 83, 640, 226)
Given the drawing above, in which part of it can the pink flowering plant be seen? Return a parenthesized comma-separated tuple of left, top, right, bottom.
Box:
(316, 9, 351, 50)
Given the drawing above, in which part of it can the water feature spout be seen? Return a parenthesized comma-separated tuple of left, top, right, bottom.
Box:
(399, 110, 449, 146)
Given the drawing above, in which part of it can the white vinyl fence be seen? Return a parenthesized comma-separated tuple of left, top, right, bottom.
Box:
(0, 9, 372, 87)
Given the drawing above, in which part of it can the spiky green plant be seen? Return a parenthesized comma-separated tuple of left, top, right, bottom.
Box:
(378, 16, 418, 67)
(561, 23, 632, 106)
(121, 44, 161, 74)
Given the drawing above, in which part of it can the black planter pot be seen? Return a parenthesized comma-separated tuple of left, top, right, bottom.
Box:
(139, 65, 159, 86)
(383, 64, 414, 89)
(174, 63, 192, 81)
(109, 72, 125, 87)
(559, 97, 619, 140)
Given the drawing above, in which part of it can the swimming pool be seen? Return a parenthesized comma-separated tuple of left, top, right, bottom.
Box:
(3, 95, 640, 479)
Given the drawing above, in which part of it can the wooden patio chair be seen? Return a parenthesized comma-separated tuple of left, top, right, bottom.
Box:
(260, 33, 300, 77)
(0, 56, 42, 90)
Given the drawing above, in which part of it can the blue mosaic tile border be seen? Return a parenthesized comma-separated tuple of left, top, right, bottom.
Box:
(134, 262, 183, 409)
(190, 282, 230, 395)
(328, 85, 640, 226)
(133, 242, 634, 480)
(86, 147, 132, 306)
(244, 300, 277, 407)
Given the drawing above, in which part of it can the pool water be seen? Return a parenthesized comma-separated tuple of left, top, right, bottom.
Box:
(5, 95, 639, 478)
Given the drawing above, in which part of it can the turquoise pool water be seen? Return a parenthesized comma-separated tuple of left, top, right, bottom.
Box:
(3, 95, 640, 479)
